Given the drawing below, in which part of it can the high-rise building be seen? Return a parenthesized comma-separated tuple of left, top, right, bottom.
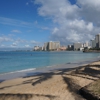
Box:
(54, 41, 60, 50)
(33, 46, 39, 51)
(91, 39, 96, 48)
(85, 41, 89, 47)
(67, 45, 74, 50)
(73, 43, 82, 50)
(48, 41, 54, 50)
(44, 41, 60, 51)
(44, 42, 49, 51)
(83, 41, 89, 48)
(95, 34, 100, 48)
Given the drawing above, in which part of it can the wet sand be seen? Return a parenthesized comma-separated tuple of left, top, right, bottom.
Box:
(0, 60, 100, 100)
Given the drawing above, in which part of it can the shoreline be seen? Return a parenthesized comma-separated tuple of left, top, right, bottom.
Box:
(0, 57, 100, 81)
(0, 59, 100, 100)
(0, 51, 99, 78)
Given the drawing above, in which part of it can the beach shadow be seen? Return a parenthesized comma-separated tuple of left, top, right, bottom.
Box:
(66, 74, 97, 81)
(78, 65, 100, 78)
(0, 80, 5, 83)
(1, 64, 99, 100)
(33, 65, 100, 85)
(0, 86, 12, 90)
(0, 68, 73, 90)
(32, 73, 53, 86)
(0, 64, 100, 95)
(67, 65, 100, 81)
(0, 83, 22, 90)
(0, 93, 57, 100)
(62, 76, 85, 100)
(24, 68, 76, 86)
(62, 76, 81, 92)
(22, 77, 41, 84)
(83, 67, 100, 75)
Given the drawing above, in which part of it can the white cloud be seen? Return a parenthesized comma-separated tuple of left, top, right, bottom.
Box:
(77, 0, 100, 25)
(1, 44, 5, 47)
(10, 43, 17, 48)
(25, 45, 30, 48)
(0, 17, 33, 28)
(12, 43, 17, 46)
(41, 27, 49, 30)
(11, 30, 22, 33)
(34, 0, 100, 44)
(0, 36, 13, 42)
(34, 20, 38, 24)
(52, 27, 59, 34)
(26, 2, 29, 5)
(87, 22, 93, 31)
(0, 35, 40, 48)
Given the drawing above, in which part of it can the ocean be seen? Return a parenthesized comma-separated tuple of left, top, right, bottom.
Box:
(0, 51, 100, 75)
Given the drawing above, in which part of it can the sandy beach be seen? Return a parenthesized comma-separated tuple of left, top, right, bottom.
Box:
(0, 61, 100, 100)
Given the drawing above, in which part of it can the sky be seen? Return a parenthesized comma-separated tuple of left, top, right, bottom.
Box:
(0, 0, 100, 49)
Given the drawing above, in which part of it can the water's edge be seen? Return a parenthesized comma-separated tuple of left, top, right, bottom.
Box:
(0, 57, 99, 81)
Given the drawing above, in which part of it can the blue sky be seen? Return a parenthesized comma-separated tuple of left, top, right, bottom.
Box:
(0, 0, 53, 49)
(0, 0, 100, 49)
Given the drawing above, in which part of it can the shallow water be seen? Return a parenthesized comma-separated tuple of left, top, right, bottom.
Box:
(0, 51, 100, 74)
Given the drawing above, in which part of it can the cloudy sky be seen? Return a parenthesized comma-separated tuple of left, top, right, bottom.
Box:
(0, 0, 100, 49)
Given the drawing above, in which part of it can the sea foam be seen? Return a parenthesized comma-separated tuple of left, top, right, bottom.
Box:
(0, 68, 36, 75)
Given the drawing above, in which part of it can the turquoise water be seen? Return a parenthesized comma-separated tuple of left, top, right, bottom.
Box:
(0, 51, 100, 74)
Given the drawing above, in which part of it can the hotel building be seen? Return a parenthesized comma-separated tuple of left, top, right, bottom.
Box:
(44, 41, 60, 51)
(95, 34, 100, 48)
(73, 43, 82, 50)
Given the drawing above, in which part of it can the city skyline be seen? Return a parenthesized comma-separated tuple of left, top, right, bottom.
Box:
(0, 0, 100, 50)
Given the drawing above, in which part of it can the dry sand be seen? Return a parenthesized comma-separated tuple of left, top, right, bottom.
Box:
(0, 61, 100, 100)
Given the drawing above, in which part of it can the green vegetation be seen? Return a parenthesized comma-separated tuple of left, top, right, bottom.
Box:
(83, 48, 100, 52)
(89, 48, 100, 50)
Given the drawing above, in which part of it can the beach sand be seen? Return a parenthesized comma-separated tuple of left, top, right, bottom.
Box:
(0, 61, 100, 100)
